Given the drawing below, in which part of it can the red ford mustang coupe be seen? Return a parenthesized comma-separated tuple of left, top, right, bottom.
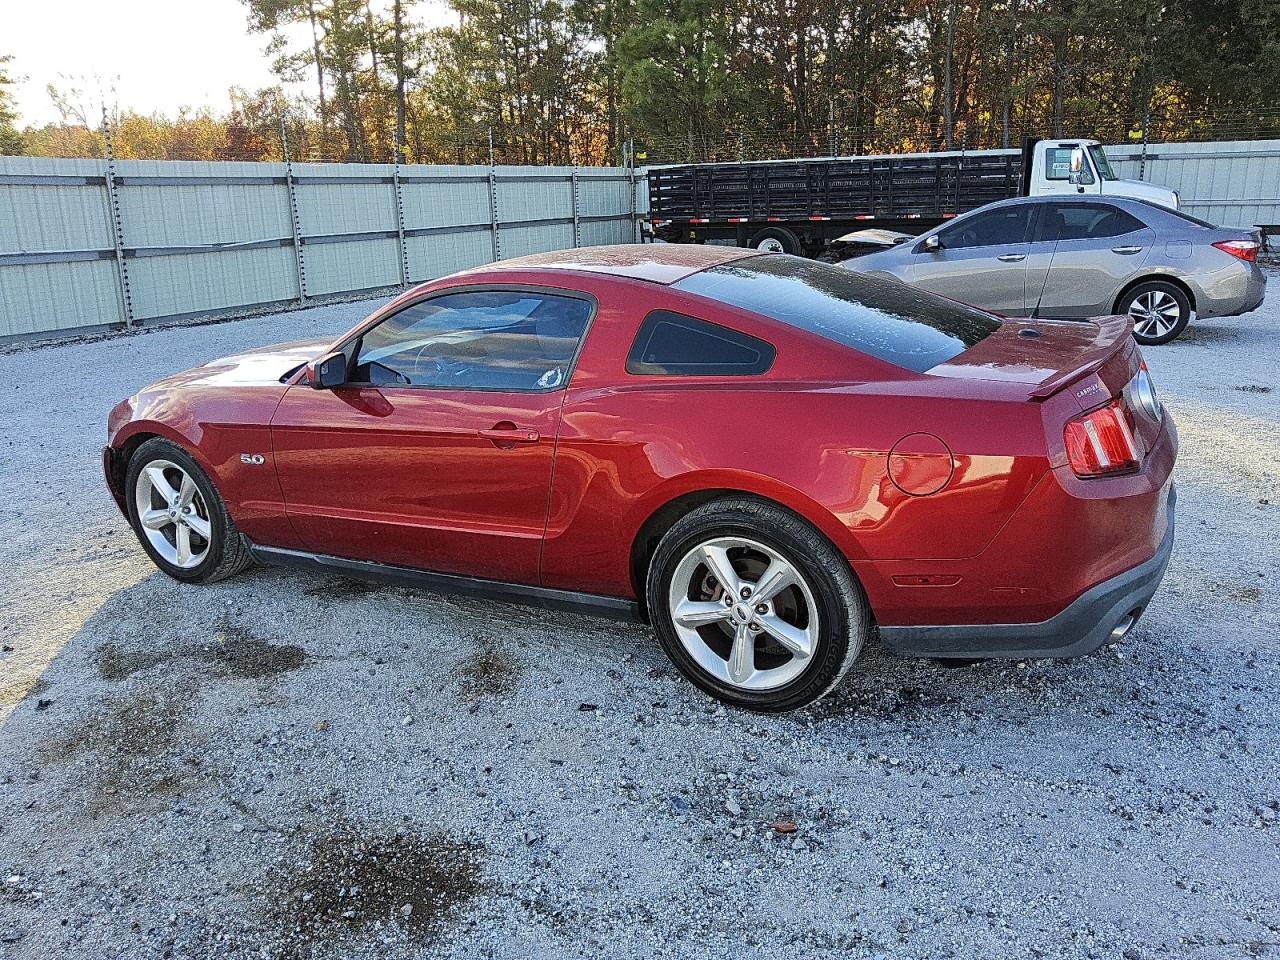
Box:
(105, 245, 1176, 711)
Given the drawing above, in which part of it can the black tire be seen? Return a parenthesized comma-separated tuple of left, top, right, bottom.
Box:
(1118, 280, 1192, 346)
(645, 497, 870, 712)
(125, 437, 253, 584)
(747, 226, 802, 255)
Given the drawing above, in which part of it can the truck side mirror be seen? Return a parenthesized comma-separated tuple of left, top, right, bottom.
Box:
(1068, 147, 1085, 186)
(922, 235, 943, 253)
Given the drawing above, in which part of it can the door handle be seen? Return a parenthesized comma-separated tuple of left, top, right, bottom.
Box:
(996, 253, 1026, 262)
(479, 426, 540, 444)
(1112, 245, 1144, 255)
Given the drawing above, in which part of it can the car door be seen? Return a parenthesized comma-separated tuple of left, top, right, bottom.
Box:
(905, 203, 1036, 315)
(269, 287, 594, 585)
(1031, 202, 1155, 318)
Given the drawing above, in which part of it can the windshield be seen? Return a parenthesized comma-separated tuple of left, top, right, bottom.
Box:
(1087, 144, 1117, 181)
(673, 255, 1002, 374)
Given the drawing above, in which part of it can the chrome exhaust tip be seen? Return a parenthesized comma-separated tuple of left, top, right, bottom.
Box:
(1109, 612, 1139, 643)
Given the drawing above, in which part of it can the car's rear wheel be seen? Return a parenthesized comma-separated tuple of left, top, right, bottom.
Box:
(125, 437, 253, 583)
(1121, 281, 1192, 345)
(646, 498, 870, 712)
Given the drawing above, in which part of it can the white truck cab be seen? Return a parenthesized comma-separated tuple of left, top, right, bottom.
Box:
(1028, 139, 1179, 209)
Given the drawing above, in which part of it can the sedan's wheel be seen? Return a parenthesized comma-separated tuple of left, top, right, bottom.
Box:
(1121, 281, 1192, 345)
(125, 437, 253, 583)
(647, 498, 870, 712)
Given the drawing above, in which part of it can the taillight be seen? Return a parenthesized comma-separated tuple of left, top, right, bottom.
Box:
(1213, 239, 1259, 262)
(1064, 400, 1140, 477)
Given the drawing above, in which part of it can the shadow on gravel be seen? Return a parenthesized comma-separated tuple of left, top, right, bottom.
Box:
(262, 818, 485, 956)
(304, 575, 385, 600)
(0, 677, 49, 709)
(1177, 323, 1246, 346)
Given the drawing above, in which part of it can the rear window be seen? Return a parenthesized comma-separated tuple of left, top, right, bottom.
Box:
(1137, 200, 1217, 229)
(673, 255, 1002, 373)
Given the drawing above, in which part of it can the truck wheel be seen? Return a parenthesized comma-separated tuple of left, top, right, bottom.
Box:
(748, 227, 801, 255)
(1120, 281, 1192, 345)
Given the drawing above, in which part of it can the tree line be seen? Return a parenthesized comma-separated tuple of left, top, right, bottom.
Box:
(2, 0, 1278, 165)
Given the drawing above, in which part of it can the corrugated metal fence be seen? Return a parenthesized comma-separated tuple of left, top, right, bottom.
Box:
(2, 139, 1276, 342)
(1103, 139, 1280, 229)
(0, 156, 638, 342)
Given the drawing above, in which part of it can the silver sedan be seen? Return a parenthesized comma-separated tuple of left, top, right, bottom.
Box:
(842, 195, 1266, 344)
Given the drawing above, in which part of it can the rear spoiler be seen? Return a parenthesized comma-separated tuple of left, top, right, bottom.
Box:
(1028, 314, 1132, 399)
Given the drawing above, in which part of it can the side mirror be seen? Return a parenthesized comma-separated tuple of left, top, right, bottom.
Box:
(922, 234, 943, 253)
(308, 350, 348, 390)
(1068, 146, 1085, 186)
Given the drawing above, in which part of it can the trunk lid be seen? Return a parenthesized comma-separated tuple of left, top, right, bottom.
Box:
(927, 314, 1137, 405)
(930, 314, 1165, 465)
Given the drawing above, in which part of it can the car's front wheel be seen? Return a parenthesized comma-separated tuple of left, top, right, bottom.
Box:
(646, 498, 870, 712)
(1121, 280, 1192, 345)
(125, 437, 253, 583)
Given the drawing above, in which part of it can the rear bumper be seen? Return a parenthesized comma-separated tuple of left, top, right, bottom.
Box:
(880, 485, 1175, 659)
(1197, 262, 1267, 318)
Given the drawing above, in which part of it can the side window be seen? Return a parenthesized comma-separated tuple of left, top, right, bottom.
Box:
(1044, 147, 1094, 183)
(1041, 203, 1146, 242)
(937, 205, 1032, 250)
(351, 290, 591, 391)
(626, 310, 775, 376)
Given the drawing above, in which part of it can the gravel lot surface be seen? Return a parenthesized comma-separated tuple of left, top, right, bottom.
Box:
(1, 274, 1278, 960)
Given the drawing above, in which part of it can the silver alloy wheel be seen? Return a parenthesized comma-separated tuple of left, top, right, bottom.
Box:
(1128, 289, 1182, 339)
(134, 459, 213, 569)
(755, 236, 786, 253)
(667, 536, 819, 691)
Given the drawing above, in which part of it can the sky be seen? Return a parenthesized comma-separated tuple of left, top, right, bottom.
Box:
(6, 0, 312, 126)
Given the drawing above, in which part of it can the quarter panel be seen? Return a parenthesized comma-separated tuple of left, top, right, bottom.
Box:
(540, 382, 1049, 599)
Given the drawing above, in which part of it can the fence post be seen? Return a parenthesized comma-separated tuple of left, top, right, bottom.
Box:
(487, 166, 501, 263)
(627, 138, 639, 243)
(100, 109, 135, 327)
(392, 132, 410, 286)
(280, 117, 308, 304)
(570, 166, 581, 248)
(1139, 107, 1150, 181)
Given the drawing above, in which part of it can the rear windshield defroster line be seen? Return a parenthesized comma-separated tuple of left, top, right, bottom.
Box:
(673, 254, 1003, 373)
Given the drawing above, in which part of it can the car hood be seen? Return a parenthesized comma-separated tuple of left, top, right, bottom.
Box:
(1109, 178, 1179, 209)
(194, 338, 333, 385)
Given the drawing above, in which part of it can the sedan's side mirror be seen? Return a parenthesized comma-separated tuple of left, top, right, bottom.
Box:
(308, 351, 348, 390)
(922, 235, 943, 253)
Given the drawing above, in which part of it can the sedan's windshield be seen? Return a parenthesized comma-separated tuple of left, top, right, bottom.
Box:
(674, 255, 1002, 373)
(1088, 144, 1117, 181)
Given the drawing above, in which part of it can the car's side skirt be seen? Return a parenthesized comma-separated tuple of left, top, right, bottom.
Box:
(248, 543, 644, 622)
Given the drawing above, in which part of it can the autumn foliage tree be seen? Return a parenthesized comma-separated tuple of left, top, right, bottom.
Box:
(4, 0, 1279, 163)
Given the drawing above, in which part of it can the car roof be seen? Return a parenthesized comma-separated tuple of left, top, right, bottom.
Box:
(987, 194, 1144, 211)
(453, 243, 763, 285)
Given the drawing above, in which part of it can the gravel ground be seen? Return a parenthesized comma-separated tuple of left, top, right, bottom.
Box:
(1, 275, 1278, 960)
